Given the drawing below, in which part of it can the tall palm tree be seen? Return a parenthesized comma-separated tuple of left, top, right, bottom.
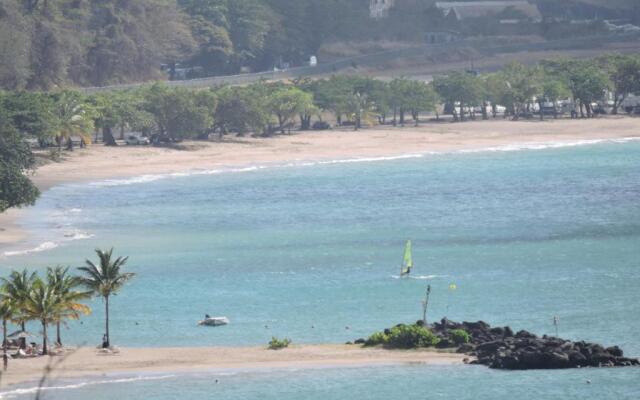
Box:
(78, 248, 135, 348)
(46, 267, 92, 346)
(22, 278, 60, 355)
(1, 269, 37, 331)
(0, 295, 15, 351)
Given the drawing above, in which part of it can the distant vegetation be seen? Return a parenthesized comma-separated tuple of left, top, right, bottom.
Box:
(1, 1, 639, 90)
(365, 324, 440, 349)
(1, 53, 640, 213)
(268, 336, 292, 350)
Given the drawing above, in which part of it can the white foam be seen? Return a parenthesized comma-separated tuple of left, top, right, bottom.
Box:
(0, 375, 175, 398)
(2, 231, 94, 258)
(2, 242, 58, 257)
(391, 274, 448, 280)
(455, 137, 640, 154)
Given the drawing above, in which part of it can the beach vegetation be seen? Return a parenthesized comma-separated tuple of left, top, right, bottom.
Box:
(0, 124, 40, 213)
(1, 270, 38, 331)
(365, 324, 440, 349)
(0, 267, 92, 356)
(449, 329, 471, 345)
(364, 331, 389, 347)
(78, 248, 136, 349)
(46, 267, 92, 347)
(268, 336, 292, 350)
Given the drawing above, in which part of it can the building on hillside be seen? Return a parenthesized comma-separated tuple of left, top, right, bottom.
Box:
(370, 0, 396, 19)
(435, 1, 542, 23)
(425, 30, 461, 44)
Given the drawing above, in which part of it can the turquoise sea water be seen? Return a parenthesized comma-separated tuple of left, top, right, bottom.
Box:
(1, 140, 639, 399)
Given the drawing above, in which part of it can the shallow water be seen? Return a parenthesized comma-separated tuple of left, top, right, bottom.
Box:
(1, 140, 639, 399)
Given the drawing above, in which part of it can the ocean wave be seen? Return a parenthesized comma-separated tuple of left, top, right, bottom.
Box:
(2, 230, 94, 258)
(455, 137, 640, 154)
(2, 242, 59, 257)
(390, 274, 448, 280)
(0, 375, 176, 398)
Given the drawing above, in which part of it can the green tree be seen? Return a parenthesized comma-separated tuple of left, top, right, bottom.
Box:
(51, 91, 95, 150)
(78, 248, 135, 348)
(0, 125, 40, 213)
(0, 270, 37, 331)
(433, 72, 484, 122)
(497, 63, 540, 120)
(215, 85, 270, 136)
(267, 86, 315, 134)
(599, 54, 640, 114)
(1, 91, 58, 145)
(0, 293, 16, 351)
(143, 84, 216, 142)
(22, 277, 61, 355)
(46, 266, 92, 346)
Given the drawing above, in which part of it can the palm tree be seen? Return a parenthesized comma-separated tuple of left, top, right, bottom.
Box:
(52, 90, 95, 151)
(0, 296, 15, 351)
(1, 269, 37, 331)
(78, 248, 135, 348)
(46, 267, 92, 346)
(22, 278, 60, 355)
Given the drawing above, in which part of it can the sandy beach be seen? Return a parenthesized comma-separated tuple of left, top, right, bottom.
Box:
(0, 345, 466, 387)
(1, 117, 639, 248)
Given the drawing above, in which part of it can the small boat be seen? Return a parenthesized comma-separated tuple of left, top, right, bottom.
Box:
(399, 240, 413, 277)
(198, 316, 230, 327)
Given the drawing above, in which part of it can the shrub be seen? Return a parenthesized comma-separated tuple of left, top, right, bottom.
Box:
(268, 337, 291, 350)
(364, 331, 389, 347)
(312, 121, 331, 130)
(449, 329, 471, 345)
(385, 324, 440, 349)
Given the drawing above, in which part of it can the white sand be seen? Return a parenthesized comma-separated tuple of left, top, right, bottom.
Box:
(1, 345, 467, 387)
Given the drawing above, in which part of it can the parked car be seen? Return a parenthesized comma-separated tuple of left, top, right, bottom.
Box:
(125, 135, 150, 145)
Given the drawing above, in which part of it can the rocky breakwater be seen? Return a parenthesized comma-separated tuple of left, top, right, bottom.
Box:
(431, 319, 640, 370)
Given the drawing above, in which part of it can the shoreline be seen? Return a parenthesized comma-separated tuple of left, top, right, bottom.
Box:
(0, 345, 467, 388)
(1, 117, 640, 250)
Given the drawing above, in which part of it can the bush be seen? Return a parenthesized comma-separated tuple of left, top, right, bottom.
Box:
(312, 121, 331, 130)
(268, 336, 291, 350)
(449, 329, 471, 345)
(385, 324, 440, 349)
(364, 331, 389, 347)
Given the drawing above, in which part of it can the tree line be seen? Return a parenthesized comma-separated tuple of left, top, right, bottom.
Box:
(0, 248, 134, 356)
(1, 53, 640, 213)
(0, 0, 376, 89)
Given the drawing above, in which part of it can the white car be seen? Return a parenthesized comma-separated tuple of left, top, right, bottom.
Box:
(125, 135, 150, 145)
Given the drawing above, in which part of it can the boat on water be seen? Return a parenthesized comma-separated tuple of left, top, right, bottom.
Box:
(198, 316, 230, 327)
(399, 240, 413, 277)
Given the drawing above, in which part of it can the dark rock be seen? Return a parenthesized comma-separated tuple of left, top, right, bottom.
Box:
(354, 338, 365, 345)
(364, 319, 639, 370)
(476, 340, 505, 353)
(457, 343, 475, 353)
(607, 346, 623, 357)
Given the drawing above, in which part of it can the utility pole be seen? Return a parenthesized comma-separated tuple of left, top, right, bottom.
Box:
(422, 285, 432, 326)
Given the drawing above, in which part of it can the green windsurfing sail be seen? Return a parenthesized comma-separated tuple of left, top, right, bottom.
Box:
(400, 240, 413, 276)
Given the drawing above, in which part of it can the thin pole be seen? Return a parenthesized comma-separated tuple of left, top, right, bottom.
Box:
(553, 316, 559, 337)
(422, 285, 432, 325)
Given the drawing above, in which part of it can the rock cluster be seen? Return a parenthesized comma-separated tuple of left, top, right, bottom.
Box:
(431, 318, 640, 370)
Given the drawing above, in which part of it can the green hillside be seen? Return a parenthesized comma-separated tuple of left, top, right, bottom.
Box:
(0, 0, 638, 90)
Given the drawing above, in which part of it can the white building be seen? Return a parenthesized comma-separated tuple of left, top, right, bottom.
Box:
(370, 0, 396, 19)
(435, 1, 542, 22)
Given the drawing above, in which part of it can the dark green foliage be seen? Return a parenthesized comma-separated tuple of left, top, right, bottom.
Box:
(0, 124, 40, 212)
(449, 329, 471, 345)
(268, 336, 291, 350)
(365, 324, 440, 349)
